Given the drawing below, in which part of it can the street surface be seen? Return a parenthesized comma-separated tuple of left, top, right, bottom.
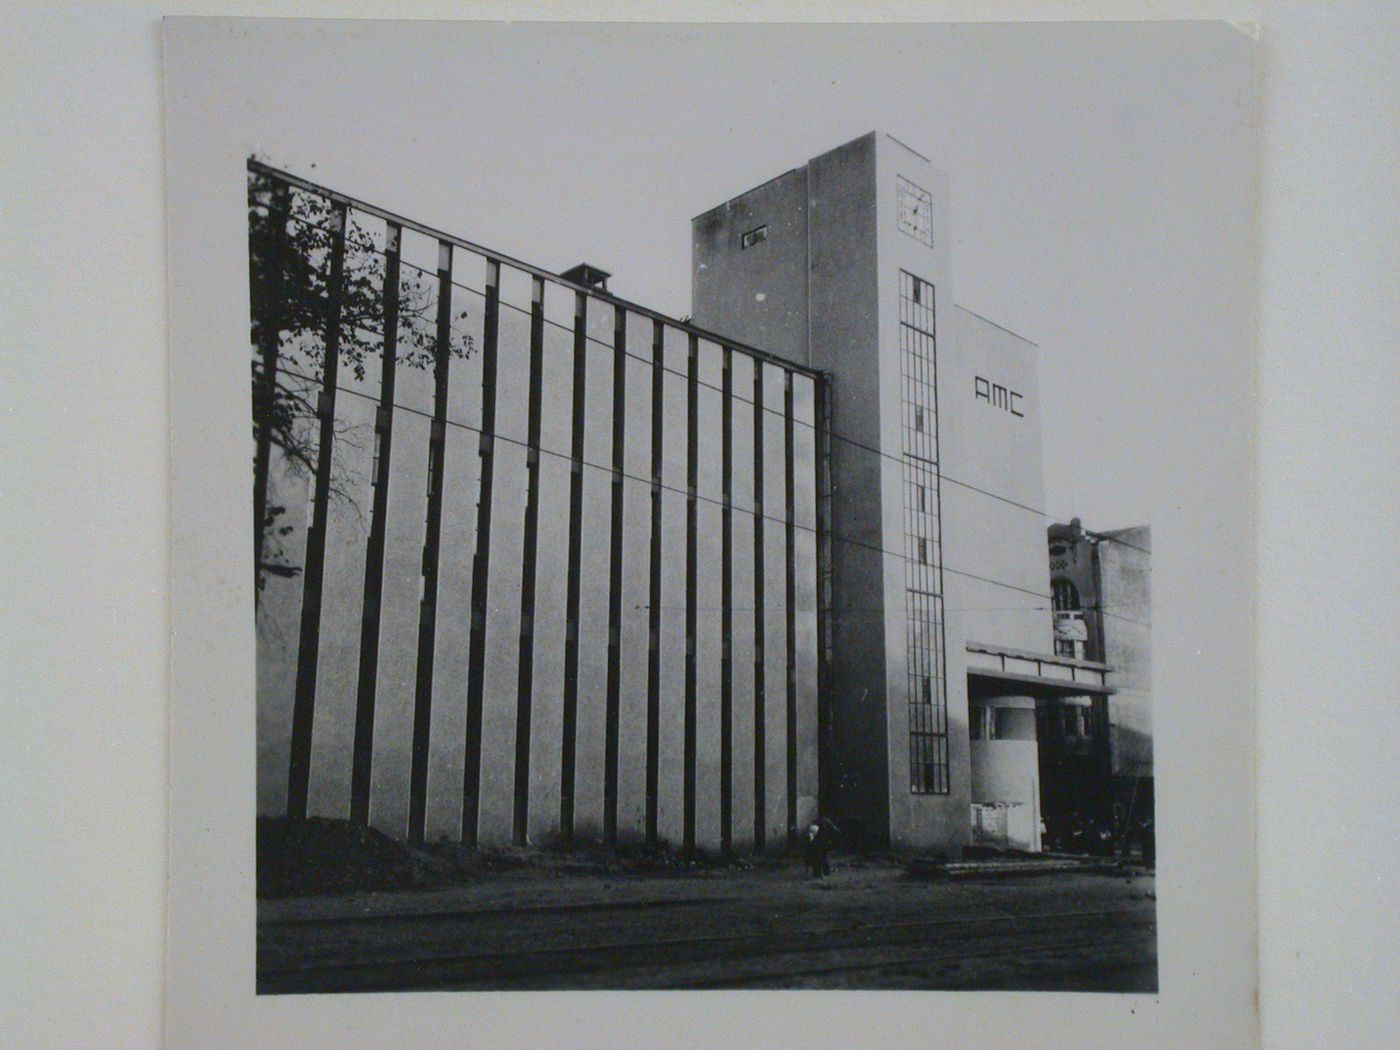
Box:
(258, 857, 1156, 993)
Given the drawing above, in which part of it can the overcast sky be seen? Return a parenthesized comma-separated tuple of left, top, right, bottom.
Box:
(196, 18, 1257, 529)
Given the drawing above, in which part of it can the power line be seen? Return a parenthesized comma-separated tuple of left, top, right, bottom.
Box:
(254, 179, 1148, 582)
(258, 197, 821, 421)
(1096, 608, 1150, 628)
(255, 196, 1105, 534)
(269, 363, 1054, 602)
(1087, 531, 1152, 556)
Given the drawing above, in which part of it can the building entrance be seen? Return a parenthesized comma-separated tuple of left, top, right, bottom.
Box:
(1035, 696, 1114, 854)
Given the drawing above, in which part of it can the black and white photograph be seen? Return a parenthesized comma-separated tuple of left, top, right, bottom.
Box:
(14, 4, 1400, 1049)
(246, 137, 1160, 992)
(164, 13, 1259, 1044)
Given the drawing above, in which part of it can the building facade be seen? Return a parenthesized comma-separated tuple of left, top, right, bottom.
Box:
(693, 132, 1113, 853)
(1046, 519, 1154, 846)
(251, 131, 1141, 859)
(250, 163, 823, 853)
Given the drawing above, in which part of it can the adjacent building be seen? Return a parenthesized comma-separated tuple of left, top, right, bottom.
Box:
(1046, 519, 1154, 846)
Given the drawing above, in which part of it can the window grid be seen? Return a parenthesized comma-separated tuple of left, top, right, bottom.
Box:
(1051, 579, 1085, 659)
(900, 271, 949, 795)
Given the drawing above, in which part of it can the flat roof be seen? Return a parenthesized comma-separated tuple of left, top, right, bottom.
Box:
(967, 640, 1112, 673)
(691, 130, 886, 222)
(966, 640, 1116, 695)
(690, 164, 804, 223)
(968, 666, 1115, 697)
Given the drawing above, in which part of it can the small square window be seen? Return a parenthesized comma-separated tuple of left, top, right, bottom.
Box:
(741, 225, 769, 249)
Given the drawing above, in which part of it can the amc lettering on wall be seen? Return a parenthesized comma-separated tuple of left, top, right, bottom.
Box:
(974, 376, 1025, 418)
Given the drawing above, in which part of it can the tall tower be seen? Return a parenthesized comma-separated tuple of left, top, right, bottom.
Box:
(692, 132, 962, 849)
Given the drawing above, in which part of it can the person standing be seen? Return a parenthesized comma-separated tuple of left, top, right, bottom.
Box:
(1139, 814, 1155, 868)
(803, 823, 822, 878)
(813, 816, 839, 878)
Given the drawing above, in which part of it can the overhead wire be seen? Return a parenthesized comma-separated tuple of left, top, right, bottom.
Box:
(253, 192, 1112, 533)
(269, 361, 1053, 602)
(253, 179, 1148, 611)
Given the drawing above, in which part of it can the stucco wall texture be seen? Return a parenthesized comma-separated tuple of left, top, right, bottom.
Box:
(693, 133, 1057, 853)
(259, 130, 1076, 856)
(256, 230, 822, 851)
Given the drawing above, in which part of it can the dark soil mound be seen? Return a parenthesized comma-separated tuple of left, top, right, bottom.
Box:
(605, 841, 766, 875)
(258, 816, 417, 898)
(258, 818, 797, 898)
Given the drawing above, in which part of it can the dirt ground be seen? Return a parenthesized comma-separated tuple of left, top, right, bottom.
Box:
(258, 849, 1157, 992)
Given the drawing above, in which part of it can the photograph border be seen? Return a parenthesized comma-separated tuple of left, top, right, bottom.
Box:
(164, 11, 1258, 1048)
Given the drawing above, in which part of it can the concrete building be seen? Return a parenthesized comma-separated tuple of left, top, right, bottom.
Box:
(693, 132, 1112, 853)
(251, 163, 822, 854)
(1046, 519, 1153, 844)
(252, 131, 1138, 860)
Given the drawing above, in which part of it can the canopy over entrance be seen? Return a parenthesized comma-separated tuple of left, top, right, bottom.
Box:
(965, 641, 1114, 696)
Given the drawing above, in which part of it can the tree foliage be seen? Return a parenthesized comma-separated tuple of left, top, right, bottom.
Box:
(248, 169, 475, 595)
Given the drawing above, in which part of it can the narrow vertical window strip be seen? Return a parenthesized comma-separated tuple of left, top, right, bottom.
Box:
(511, 274, 546, 847)
(899, 270, 948, 796)
(459, 259, 498, 851)
(813, 374, 835, 814)
(559, 291, 588, 846)
(406, 239, 454, 844)
(751, 362, 767, 852)
(719, 346, 734, 856)
(287, 197, 348, 821)
(250, 174, 289, 607)
(683, 333, 699, 856)
(603, 307, 627, 846)
(644, 319, 664, 846)
(349, 218, 401, 827)
(783, 370, 798, 836)
(928, 280, 950, 792)
(461, 258, 501, 845)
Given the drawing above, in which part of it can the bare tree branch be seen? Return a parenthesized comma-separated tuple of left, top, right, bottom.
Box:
(249, 168, 477, 597)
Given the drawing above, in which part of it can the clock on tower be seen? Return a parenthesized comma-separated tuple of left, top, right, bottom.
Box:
(896, 175, 933, 248)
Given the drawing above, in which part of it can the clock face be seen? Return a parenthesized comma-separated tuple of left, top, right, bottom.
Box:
(896, 176, 934, 247)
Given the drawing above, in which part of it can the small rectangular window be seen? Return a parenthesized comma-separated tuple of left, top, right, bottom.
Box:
(741, 225, 769, 249)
